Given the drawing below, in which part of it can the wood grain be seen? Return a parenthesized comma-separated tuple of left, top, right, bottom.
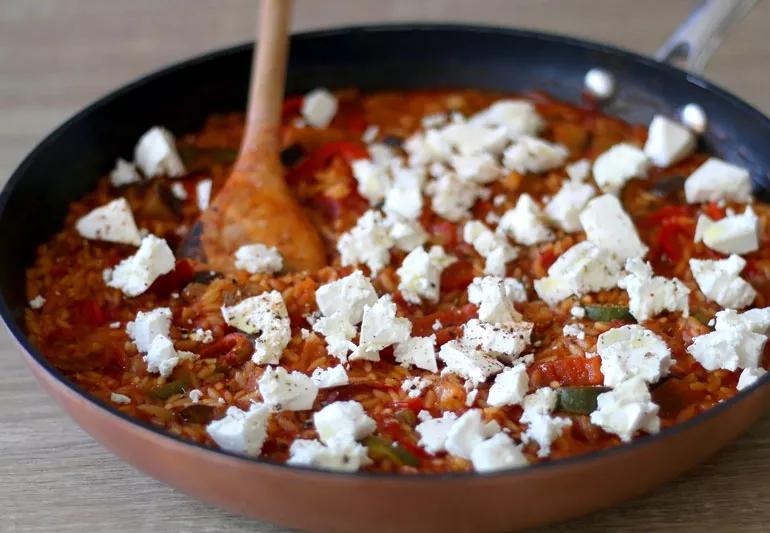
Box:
(1, 1, 769, 531)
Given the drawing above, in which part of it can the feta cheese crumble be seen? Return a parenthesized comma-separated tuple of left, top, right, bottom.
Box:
(106, 234, 175, 297)
(444, 409, 501, 459)
(301, 88, 338, 128)
(469, 99, 544, 140)
(170, 181, 188, 200)
(195, 179, 212, 211)
(110, 392, 131, 404)
(189, 389, 203, 403)
(310, 365, 350, 389)
(486, 363, 529, 407)
(687, 308, 770, 371)
(544, 180, 596, 232)
(590, 377, 660, 442)
(520, 387, 572, 458)
(426, 172, 487, 222)
(351, 295, 412, 361)
(394, 335, 438, 373)
(206, 402, 271, 457)
(75, 198, 142, 246)
(694, 206, 759, 255)
(134, 126, 186, 178)
(618, 257, 690, 321)
(29, 295, 45, 309)
(579, 194, 648, 260)
(592, 143, 650, 195)
(313, 401, 376, 444)
(315, 270, 378, 325)
(470, 432, 528, 472)
(401, 376, 431, 398)
(144, 335, 180, 378)
(462, 220, 518, 276)
(689, 255, 756, 309)
(643, 115, 696, 167)
(384, 214, 428, 252)
(737, 367, 767, 391)
(221, 291, 291, 364)
(233, 243, 283, 274)
(312, 313, 357, 362)
(258, 366, 318, 411)
(126, 307, 172, 353)
(463, 319, 532, 361)
(416, 412, 458, 454)
(534, 241, 623, 306)
(584, 68, 615, 99)
(467, 276, 522, 323)
(438, 340, 503, 386)
(562, 323, 585, 340)
(596, 324, 672, 387)
(684, 158, 752, 204)
(288, 436, 371, 472)
(451, 153, 502, 184)
(502, 136, 568, 174)
(396, 245, 456, 304)
(110, 158, 141, 187)
(189, 328, 214, 344)
(337, 210, 394, 275)
(498, 194, 554, 245)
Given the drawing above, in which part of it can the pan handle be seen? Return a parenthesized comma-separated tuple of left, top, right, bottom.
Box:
(654, 0, 757, 72)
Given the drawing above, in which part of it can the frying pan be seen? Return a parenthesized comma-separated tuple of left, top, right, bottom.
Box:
(2, 1, 769, 531)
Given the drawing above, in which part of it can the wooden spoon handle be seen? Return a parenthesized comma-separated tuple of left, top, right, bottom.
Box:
(240, 0, 293, 160)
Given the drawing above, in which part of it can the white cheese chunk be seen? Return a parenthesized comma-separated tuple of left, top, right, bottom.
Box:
(463, 319, 532, 362)
(134, 126, 186, 178)
(221, 291, 291, 364)
(681, 103, 708, 134)
(438, 340, 504, 386)
(401, 376, 431, 398)
(737, 367, 767, 391)
(384, 214, 428, 252)
(463, 220, 518, 276)
(467, 276, 522, 323)
(189, 328, 214, 344)
(596, 324, 672, 387)
(312, 313, 357, 362)
(544, 180, 596, 232)
(106, 234, 175, 297)
(618, 257, 690, 321)
(337, 210, 393, 275)
(592, 143, 650, 195)
(689, 255, 756, 309)
(396, 245, 456, 304)
(451, 153, 502, 184)
(441, 122, 509, 156)
(470, 99, 543, 139)
(534, 241, 623, 306)
(352, 159, 391, 205)
(502, 136, 568, 174)
(566, 159, 591, 182)
(584, 68, 615, 99)
(310, 365, 350, 389)
(694, 206, 759, 255)
(170, 182, 188, 200)
(444, 409, 500, 459)
(426, 172, 486, 222)
(110, 158, 142, 187)
(580, 194, 648, 260)
(206, 403, 271, 457)
(563, 323, 585, 340)
(404, 129, 453, 166)
(188, 389, 202, 403)
(520, 387, 572, 458)
(76, 198, 142, 246)
(487, 363, 529, 407)
(416, 412, 458, 454)
(351, 295, 412, 361)
(470, 433, 528, 472)
(684, 158, 752, 204)
(643, 115, 696, 167)
(315, 270, 378, 325)
(195, 179, 212, 211)
(498, 193, 554, 245)
(383, 163, 425, 220)
(394, 335, 438, 373)
(687, 308, 770, 371)
(233, 243, 283, 274)
(361, 125, 379, 144)
(28, 295, 45, 309)
(313, 400, 376, 444)
(126, 307, 172, 353)
(144, 335, 179, 378)
(258, 367, 318, 412)
(590, 377, 660, 442)
(288, 436, 371, 472)
(110, 392, 131, 404)
(301, 88, 338, 128)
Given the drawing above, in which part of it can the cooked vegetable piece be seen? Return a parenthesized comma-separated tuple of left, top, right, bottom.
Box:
(363, 436, 419, 467)
(583, 304, 634, 322)
(150, 374, 192, 400)
(556, 386, 610, 414)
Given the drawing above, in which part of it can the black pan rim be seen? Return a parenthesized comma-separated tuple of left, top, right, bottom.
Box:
(2, 22, 769, 483)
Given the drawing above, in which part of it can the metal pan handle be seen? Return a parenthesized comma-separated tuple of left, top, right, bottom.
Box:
(655, 0, 757, 72)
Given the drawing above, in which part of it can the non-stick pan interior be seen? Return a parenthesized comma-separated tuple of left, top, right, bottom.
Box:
(2, 24, 769, 328)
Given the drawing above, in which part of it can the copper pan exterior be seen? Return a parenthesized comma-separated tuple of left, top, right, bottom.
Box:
(18, 337, 770, 532)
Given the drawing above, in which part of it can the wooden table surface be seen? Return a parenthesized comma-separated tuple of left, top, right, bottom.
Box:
(2, 1, 769, 531)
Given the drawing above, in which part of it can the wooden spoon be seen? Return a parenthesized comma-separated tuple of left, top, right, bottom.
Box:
(179, 0, 326, 273)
